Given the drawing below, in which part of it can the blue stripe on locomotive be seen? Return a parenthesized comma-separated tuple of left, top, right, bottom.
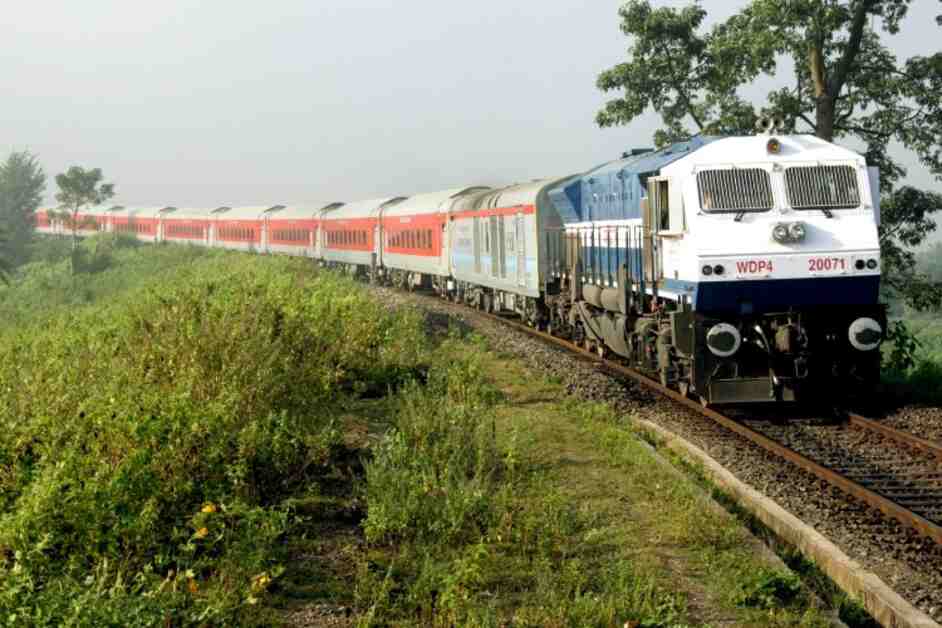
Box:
(694, 276, 880, 314)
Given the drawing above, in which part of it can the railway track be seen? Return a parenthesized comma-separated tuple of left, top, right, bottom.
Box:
(479, 308, 942, 547)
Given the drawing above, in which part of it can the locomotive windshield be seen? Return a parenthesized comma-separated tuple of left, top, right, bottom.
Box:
(785, 165, 860, 212)
(696, 168, 773, 213)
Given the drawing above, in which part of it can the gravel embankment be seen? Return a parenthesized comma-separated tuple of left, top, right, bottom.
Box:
(375, 286, 942, 623)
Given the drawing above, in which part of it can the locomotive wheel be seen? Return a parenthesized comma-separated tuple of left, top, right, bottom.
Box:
(678, 382, 691, 398)
(699, 395, 710, 408)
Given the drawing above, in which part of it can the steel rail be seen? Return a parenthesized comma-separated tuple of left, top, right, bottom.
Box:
(846, 413, 942, 464)
(479, 309, 942, 547)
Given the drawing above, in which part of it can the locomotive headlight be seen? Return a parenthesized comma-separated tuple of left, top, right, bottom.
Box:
(706, 323, 741, 358)
(772, 224, 790, 243)
(848, 317, 883, 351)
(788, 222, 807, 242)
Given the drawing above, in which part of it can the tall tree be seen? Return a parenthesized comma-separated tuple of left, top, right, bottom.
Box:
(597, 0, 942, 310)
(0, 151, 46, 267)
(54, 166, 114, 243)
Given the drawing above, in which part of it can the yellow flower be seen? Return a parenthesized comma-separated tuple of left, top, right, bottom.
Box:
(201, 503, 217, 514)
(194, 527, 209, 539)
(251, 573, 272, 591)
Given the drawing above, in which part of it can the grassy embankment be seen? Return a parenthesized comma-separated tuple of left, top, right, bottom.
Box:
(0, 237, 835, 626)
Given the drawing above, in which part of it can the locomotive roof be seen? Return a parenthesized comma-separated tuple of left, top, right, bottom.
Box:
(547, 137, 717, 224)
(663, 134, 866, 171)
(586, 136, 717, 178)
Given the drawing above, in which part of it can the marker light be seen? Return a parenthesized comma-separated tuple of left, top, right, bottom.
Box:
(866, 259, 879, 270)
(772, 224, 790, 243)
(767, 138, 782, 154)
(713, 265, 725, 276)
(855, 260, 866, 270)
(702, 265, 714, 276)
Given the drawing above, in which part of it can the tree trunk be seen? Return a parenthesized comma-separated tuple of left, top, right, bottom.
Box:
(815, 95, 835, 142)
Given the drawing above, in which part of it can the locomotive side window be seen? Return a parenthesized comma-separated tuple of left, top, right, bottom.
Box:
(785, 165, 859, 211)
(697, 168, 773, 213)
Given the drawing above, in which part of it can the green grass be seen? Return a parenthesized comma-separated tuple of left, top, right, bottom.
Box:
(1, 240, 839, 626)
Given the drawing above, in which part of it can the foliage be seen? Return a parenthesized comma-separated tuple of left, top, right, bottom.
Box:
(735, 569, 802, 610)
(918, 241, 942, 284)
(0, 249, 428, 625)
(0, 236, 197, 329)
(0, 151, 46, 267)
(53, 165, 115, 273)
(880, 187, 942, 309)
(883, 320, 921, 373)
(356, 340, 695, 627)
(0, 223, 12, 284)
(363, 338, 506, 546)
(597, 0, 942, 310)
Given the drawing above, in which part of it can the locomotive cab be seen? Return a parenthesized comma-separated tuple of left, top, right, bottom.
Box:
(660, 134, 885, 404)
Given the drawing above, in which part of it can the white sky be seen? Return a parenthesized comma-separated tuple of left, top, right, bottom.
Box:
(1, 0, 939, 214)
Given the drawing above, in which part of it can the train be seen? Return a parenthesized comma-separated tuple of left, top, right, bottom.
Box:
(36, 126, 886, 405)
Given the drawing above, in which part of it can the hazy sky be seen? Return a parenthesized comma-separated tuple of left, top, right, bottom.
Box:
(1, 0, 940, 209)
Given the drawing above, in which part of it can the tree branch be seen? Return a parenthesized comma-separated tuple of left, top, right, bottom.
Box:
(828, 0, 877, 98)
(657, 42, 706, 130)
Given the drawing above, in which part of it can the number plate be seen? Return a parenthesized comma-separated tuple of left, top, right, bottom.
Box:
(806, 256, 849, 275)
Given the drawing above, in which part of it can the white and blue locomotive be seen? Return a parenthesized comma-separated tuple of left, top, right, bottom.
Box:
(541, 128, 885, 404)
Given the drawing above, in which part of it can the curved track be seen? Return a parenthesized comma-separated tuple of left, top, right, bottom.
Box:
(478, 308, 942, 547)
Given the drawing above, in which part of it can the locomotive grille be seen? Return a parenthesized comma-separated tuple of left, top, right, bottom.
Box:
(785, 165, 860, 210)
(697, 169, 774, 212)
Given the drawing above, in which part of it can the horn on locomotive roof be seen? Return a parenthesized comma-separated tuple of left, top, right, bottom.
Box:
(755, 115, 786, 135)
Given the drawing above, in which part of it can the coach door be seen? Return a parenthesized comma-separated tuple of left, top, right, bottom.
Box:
(473, 216, 482, 273)
(261, 214, 271, 253)
(489, 216, 500, 278)
(515, 211, 525, 286)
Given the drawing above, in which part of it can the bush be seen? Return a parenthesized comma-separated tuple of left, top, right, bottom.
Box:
(363, 339, 506, 546)
(0, 251, 428, 624)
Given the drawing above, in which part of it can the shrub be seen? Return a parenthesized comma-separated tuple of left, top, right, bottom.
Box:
(0, 251, 428, 624)
(363, 339, 506, 546)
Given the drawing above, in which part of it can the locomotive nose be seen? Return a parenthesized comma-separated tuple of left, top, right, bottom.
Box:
(848, 317, 883, 351)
